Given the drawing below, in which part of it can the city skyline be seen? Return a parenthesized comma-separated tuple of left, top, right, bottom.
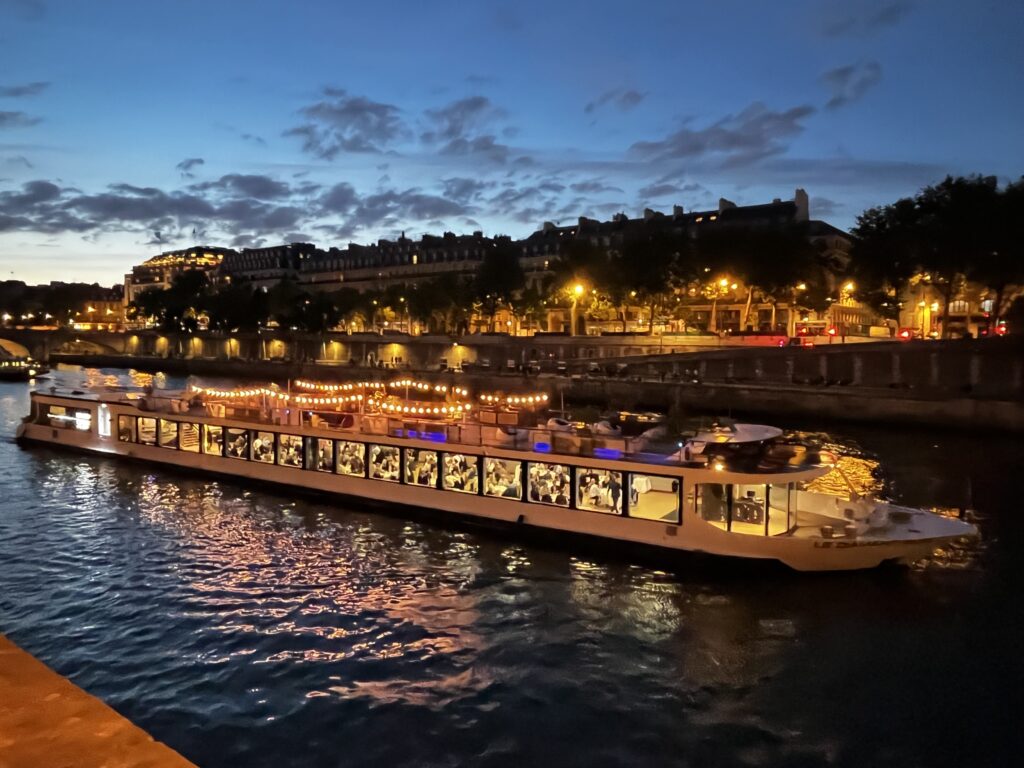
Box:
(1, 0, 1023, 284)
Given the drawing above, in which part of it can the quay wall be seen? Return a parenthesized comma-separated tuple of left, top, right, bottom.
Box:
(0, 634, 195, 767)
(48, 336, 1024, 433)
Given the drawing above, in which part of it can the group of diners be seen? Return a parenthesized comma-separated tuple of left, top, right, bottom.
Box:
(114, 414, 682, 522)
(369, 445, 400, 481)
(576, 468, 623, 514)
(404, 449, 438, 486)
(443, 453, 479, 494)
(527, 461, 571, 507)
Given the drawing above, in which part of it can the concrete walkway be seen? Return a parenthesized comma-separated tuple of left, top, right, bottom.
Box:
(0, 635, 195, 768)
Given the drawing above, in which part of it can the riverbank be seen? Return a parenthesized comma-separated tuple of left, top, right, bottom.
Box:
(46, 352, 1024, 432)
(0, 635, 195, 767)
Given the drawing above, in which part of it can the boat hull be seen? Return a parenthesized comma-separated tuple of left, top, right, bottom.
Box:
(16, 418, 970, 572)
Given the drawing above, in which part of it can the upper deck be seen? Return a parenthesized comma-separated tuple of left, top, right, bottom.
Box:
(28, 379, 831, 482)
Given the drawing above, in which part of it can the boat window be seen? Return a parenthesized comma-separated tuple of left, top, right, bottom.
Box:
(138, 417, 157, 445)
(315, 438, 334, 472)
(278, 434, 304, 468)
(117, 415, 136, 443)
(697, 484, 728, 524)
(443, 454, 479, 494)
(527, 461, 570, 507)
(225, 428, 248, 459)
(158, 419, 179, 449)
(180, 422, 200, 453)
(45, 405, 91, 431)
(576, 468, 623, 515)
(484, 457, 522, 499)
(369, 444, 400, 482)
(252, 431, 275, 463)
(203, 424, 223, 455)
(405, 449, 438, 486)
(698, 483, 782, 535)
(336, 440, 365, 477)
(629, 474, 680, 523)
(98, 404, 111, 437)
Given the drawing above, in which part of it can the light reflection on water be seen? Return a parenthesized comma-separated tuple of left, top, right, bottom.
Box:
(0, 365, 1019, 768)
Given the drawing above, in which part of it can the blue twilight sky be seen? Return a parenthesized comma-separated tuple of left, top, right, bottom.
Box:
(1, 0, 1022, 284)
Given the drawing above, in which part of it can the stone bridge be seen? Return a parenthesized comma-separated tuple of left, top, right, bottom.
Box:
(0, 329, 123, 360)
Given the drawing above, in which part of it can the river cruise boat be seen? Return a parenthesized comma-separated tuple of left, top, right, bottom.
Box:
(16, 380, 976, 571)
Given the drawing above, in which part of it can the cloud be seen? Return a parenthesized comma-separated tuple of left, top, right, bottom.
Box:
(630, 102, 815, 166)
(0, 81, 49, 98)
(319, 182, 358, 214)
(191, 173, 291, 200)
(810, 196, 841, 217)
(822, 1, 913, 37)
(822, 60, 882, 109)
(569, 179, 623, 194)
(441, 177, 494, 204)
(285, 87, 406, 158)
(422, 96, 505, 143)
(0, 111, 41, 128)
(438, 134, 511, 164)
(347, 188, 470, 230)
(175, 157, 204, 178)
(584, 88, 646, 114)
(423, 96, 512, 164)
(4, 154, 33, 169)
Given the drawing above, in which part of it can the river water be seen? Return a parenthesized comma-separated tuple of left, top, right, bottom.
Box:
(1, 367, 1021, 767)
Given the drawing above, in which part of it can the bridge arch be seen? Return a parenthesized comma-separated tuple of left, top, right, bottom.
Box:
(0, 339, 32, 358)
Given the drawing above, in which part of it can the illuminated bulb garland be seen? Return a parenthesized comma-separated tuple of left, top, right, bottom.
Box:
(479, 392, 550, 407)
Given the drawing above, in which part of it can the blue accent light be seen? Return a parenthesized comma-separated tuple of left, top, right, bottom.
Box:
(534, 442, 551, 453)
(593, 447, 623, 460)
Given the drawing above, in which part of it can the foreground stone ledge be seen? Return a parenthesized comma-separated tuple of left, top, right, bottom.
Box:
(0, 635, 195, 768)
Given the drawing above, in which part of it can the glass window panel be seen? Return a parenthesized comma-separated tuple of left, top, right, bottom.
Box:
(203, 424, 223, 455)
(252, 431, 275, 463)
(484, 457, 522, 499)
(157, 419, 178, 449)
(117, 415, 136, 443)
(369, 444, 400, 482)
(46, 405, 69, 428)
(527, 461, 571, 507)
(443, 453, 479, 494)
(180, 422, 200, 453)
(576, 468, 623, 514)
(733, 484, 767, 525)
(404, 449, 438, 486)
(278, 434, 304, 467)
(315, 438, 334, 472)
(697, 484, 728, 523)
(336, 440, 365, 477)
(138, 417, 157, 445)
(630, 474, 681, 523)
(225, 428, 248, 459)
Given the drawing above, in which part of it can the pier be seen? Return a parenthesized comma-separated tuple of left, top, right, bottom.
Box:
(0, 635, 195, 768)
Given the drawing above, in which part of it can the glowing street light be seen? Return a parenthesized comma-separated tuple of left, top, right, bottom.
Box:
(569, 282, 586, 336)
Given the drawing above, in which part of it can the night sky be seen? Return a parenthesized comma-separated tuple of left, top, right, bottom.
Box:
(1, 0, 1021, 284)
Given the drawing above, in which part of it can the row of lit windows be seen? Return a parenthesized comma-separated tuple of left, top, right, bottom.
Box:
(116, 415, 682, 524)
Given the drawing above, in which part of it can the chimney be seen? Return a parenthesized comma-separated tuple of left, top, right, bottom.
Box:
(643, 208, 656, 221)
(542, 221, 556, 232)
(612, 212, 628, 223)
(772, 198, 781, 204)
(794, 188, 810, 222)
(673, 205, 684, 217)
(718, 197, 736, 212)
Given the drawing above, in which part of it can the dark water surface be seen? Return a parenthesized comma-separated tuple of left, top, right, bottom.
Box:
(1, 367, 1021, 767)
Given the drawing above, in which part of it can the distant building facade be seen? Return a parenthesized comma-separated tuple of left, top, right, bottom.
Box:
(124, 246, 235, 305)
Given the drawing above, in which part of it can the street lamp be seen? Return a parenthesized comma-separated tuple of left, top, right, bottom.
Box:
(570, 282, 585, 336)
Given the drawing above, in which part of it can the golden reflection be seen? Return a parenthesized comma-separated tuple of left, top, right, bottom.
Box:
(130, 477, 491, 703)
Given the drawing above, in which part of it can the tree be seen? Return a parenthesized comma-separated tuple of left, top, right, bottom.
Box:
(616, 231, 688, 333)
(473, 239, 525, 331)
